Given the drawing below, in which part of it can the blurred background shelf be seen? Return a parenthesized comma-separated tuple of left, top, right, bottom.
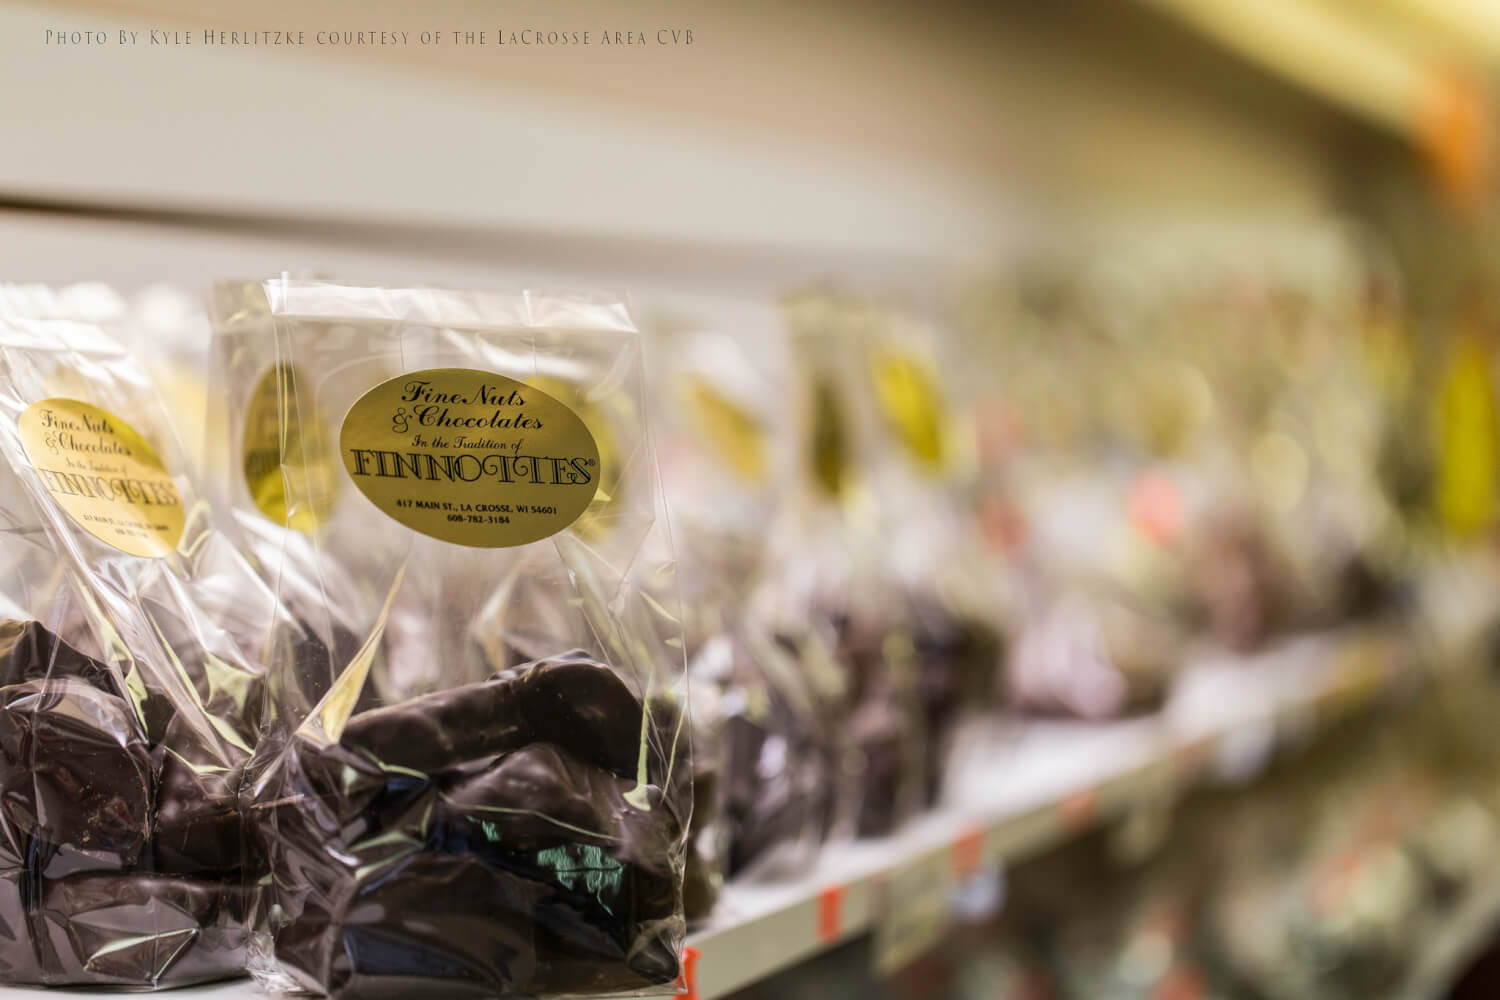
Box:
(682, 624, 1416, 998)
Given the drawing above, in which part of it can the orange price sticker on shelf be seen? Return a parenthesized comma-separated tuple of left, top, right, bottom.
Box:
(1059, 788, 1097, 831)
(1155, 964, 1207, 1000)
(1128, 469, 1182, 547)
(678, 945, 702, 1000)
(817, 885, 846, 943)
(951, 827, 985, 879)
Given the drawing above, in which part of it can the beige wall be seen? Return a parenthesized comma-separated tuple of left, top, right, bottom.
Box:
(6, 0, 1406, 267)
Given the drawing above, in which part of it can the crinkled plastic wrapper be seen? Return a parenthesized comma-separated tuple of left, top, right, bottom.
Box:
(0, 285, 272, 987)
(764, 293, 934, 841)
(213, 281, 689, 999)
(646, 329, 831, 898)
(688, 619, 832, 881)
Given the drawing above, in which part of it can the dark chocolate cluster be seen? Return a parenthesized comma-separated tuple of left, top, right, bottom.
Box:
(0, 619, 250, 987)
(723, 689, 834, 875)
(259, 649, 686, 999)
(910, 608, 1002, 806)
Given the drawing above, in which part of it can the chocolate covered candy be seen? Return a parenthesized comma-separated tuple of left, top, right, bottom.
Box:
(275, 852, 546, 998)
(0, 868, 36, 981)
(278, 850, 677, 999)
(31, 873, 248, 987)
(725, 708, 828, 876)
(0, 620, 114, 691)
(494, 653, 651, 779)
(263, 662, 684, 999)
(911, 611, 1002, 806)
(153, 748, 246, 876)
(0, 676, 151, 872)
(339, 651, 644, 777)
(848, 692, 916, 839)
(436, 743, 681, 904)
(681, 759, 721, 920)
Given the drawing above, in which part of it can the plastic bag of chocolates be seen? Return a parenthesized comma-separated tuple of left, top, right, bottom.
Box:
(690, 620, 833, 881)
(856, 307, 1007, 804)
(0, 285, 274, 987)
(648, 326, 833, 893)
(213, 280, 689, 999)
(767, 290, 928, 840)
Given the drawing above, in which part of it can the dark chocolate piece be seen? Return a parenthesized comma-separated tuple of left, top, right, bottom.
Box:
(262, 661, 685, 999)
(911, 610, 1002, 806)
(338, 650, 644, 777)
(848, 692, 916, 839)
(496, 654, 649, 779)
(0, 677, 152, 872)
(152, 744, 247, 876)
(0, 620, 115, 692)
(681, 758, 720, 920)
(0, 621, 255, 988)
(333, 680, 529, 776)
(435, 744, 681, 901)
(282, 620, 376, 722)
(31, 873, 248, 987)
(279, 849, 674, 999)
(0, 867, 37, 982)
(278, 852, 545, 998)
(725, 707, 828, 876)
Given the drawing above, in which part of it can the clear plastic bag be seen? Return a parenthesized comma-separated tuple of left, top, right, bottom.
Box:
(855, 304, 1006, 804)
(0, 284, 270, 987)
(214, 280, 689, 998)
(767, 291, 928, 840)
(649, 327, 832, 889)
(690, 618, 833, 880)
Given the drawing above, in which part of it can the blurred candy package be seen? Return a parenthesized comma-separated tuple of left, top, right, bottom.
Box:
(0, 284, 272, 987)
(648, 325, 834, 891)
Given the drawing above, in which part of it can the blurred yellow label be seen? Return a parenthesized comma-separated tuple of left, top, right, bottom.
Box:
(868, 348, 948, 472)
(528, 374, 624, 539)
(809, 376, 852, 499)
(19, 398, 184, 558)
(243, 363, 339, 534)
(1433, 334, 1499, 537)
(679, 376, 767, 483)
(340, 368, 600, 548)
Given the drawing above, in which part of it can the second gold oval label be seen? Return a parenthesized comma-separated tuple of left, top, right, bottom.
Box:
(339, 368, 601, 548)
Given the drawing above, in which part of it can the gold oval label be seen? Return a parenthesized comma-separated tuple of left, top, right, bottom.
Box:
(679, 375, 767, 483)
(868, 348, 948, 473)
(339, 368, 601, 548)
(526, 374, 626, 539)
(242, 363, 339, 533)
(18, 398, 185, 558)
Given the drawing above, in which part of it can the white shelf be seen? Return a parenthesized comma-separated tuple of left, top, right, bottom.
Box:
(683, 623, 1410, 998)
(0, 624, 1413, 1000)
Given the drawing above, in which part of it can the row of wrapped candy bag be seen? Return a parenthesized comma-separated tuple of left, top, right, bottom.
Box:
(0, 248, 1432, 995)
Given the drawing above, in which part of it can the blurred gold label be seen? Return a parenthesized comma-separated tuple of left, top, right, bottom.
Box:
(18, 398, 184, 557)
(243, 363, 339, 534)
(526, 375, 626, 538)
(809, 376, 852, 498)
(339, 368, 600, 547)
(1434, 335, 1499, 537)
(680, 376, 766, 482)
(868, 348, 947, 472)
